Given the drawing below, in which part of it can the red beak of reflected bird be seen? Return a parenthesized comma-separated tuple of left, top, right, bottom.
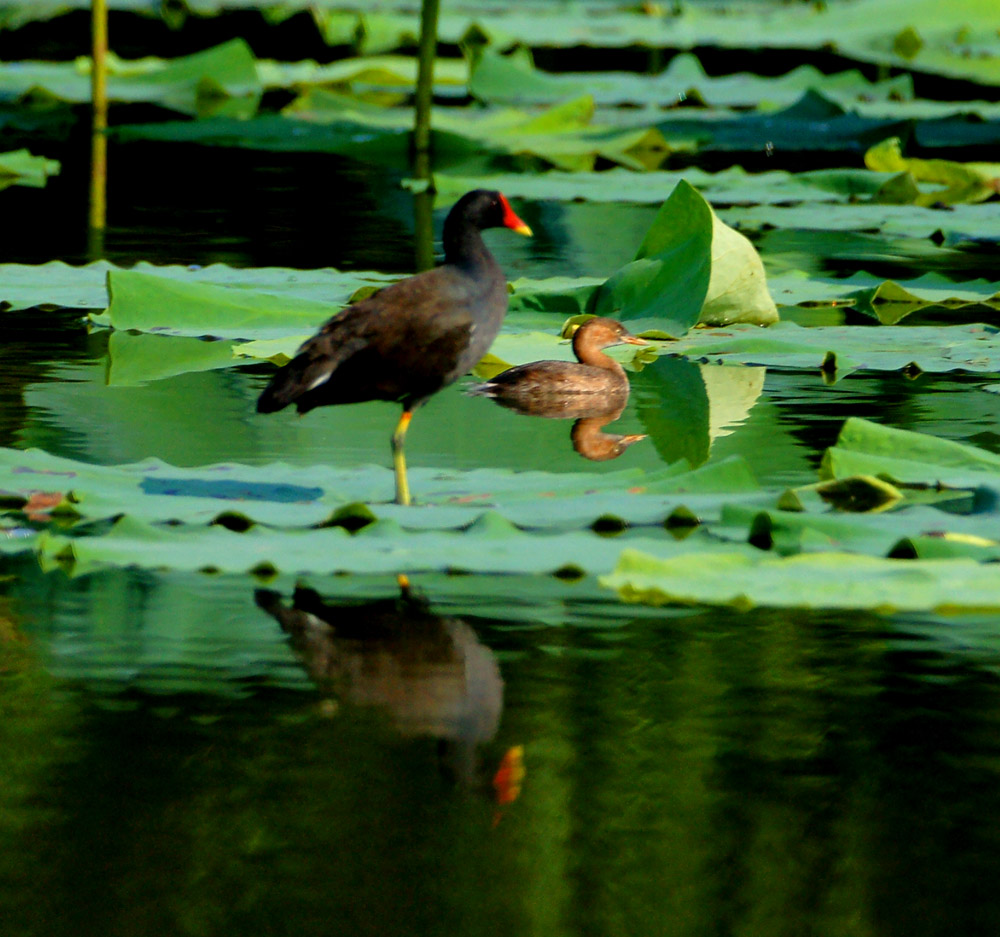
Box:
(256, 189, 532, 505)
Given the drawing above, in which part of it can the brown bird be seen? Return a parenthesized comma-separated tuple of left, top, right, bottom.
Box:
(468, 316, 647, 410)
(469, 317, 649, 462)
(256, 190, 532, 504)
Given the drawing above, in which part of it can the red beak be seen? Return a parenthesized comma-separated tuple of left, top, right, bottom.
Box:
(498, 193, 532, 237)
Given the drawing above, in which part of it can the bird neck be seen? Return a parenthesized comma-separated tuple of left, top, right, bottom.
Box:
(573, 335, 625, 375)
(443, 216, 492, 269)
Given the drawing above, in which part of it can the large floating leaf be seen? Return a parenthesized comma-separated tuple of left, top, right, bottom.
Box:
(427, 166, 893, 208)
(117, 91, 672, 171)
(98, 269, 341, 340)
(766, 270, 1000, 312)
(17, 260, 997, 323)
(0, 149, 60, 190)
(865, 137, 1000, 206)
(822, 417, 1000, 488)
(0, 443, 762, 533)
(669, 321, 1000, 376)
(590, 180, 778, 333)
(720, 202, 1000, 242)
(7, 0, 1000, 90)
(0, 260, 398, 312)
(257, 54, 468, 95)
(601, 548, 1000, 613)
(469, 46, 913, 110)
(0, 38, 261, 116)
(32, 515, 748, 578)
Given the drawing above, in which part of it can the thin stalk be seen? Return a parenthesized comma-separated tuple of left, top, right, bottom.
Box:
(413, 0, 440, 157)
(412, 149, 435, 271)
(89, 0, 108, 244)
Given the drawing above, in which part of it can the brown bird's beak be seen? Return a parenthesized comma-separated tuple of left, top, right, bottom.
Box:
(622, 334, 649, 346)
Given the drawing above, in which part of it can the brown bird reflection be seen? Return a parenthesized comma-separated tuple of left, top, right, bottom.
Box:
(255, 579, 504, 788)
(469, 316, 648, 461)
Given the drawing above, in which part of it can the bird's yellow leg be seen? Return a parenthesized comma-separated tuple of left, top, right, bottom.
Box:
(392, 409, 413, 506)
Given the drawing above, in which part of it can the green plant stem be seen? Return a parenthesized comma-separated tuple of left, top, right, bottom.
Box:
(89, 0, 108, 242)
(413, 0, 440, 157)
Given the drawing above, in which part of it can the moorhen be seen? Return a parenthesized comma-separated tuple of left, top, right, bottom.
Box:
(256, 189, 532, 505)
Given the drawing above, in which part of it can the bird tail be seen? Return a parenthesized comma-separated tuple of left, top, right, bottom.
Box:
(256, 356, 311, 413)
(465, 380, 497, 398)
(257, 332, 367, 414)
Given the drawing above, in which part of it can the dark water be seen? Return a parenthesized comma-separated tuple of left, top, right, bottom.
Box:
(6, 561, 1000, 937)
(6, 35, 1000, 937)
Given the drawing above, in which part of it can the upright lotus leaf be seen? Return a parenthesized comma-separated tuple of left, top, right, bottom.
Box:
(591, 181, 778, 336)
(866, 137, 1000, 206)
(601, 548, 1000, 613)
(0, 149, 59, 190)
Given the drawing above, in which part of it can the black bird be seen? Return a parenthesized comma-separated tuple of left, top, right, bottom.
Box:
(256, 190, 532, 504)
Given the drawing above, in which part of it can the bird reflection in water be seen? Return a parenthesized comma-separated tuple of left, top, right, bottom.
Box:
(469, 317, 648, 462)
(255, 578, 522, 807)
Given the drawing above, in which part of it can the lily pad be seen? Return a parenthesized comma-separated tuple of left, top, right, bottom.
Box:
(0, 260, 399, 312)
(668, 321, 1000, 376)
(601, 548, 1000, 613)
(469, 46, 913, 110)
(0, 38, 262, 116)
(426, 166, 893, 208)
(0, 149, 60, 190)
(117, 91, 672, 172)
(865, 136, 1000, 206)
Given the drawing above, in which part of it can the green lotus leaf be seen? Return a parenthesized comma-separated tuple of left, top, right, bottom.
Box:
(591, 180, 778, 334)
(719, 201, 1000, 241)
(8, 0, 1000, 91)
(601, 547, 1000, 613)
(865, 137, 1000, 206)
(256, 54, 468, 94)
(821, 417, 1000, 487)
(0, 260, 398, 312)
(0, 444, 761, 535)
(98, 269, 341, 340)
(470, 46, 912, 110)
(0, 149, 60, 190)
(0, 38, 261, 116)
(117, 89, 671, 171)
(425, 166, 893, 207)
(669, 322, 1000, 376)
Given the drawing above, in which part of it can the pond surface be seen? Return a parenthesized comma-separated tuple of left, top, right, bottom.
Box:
(5, 98, 1000, 937)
